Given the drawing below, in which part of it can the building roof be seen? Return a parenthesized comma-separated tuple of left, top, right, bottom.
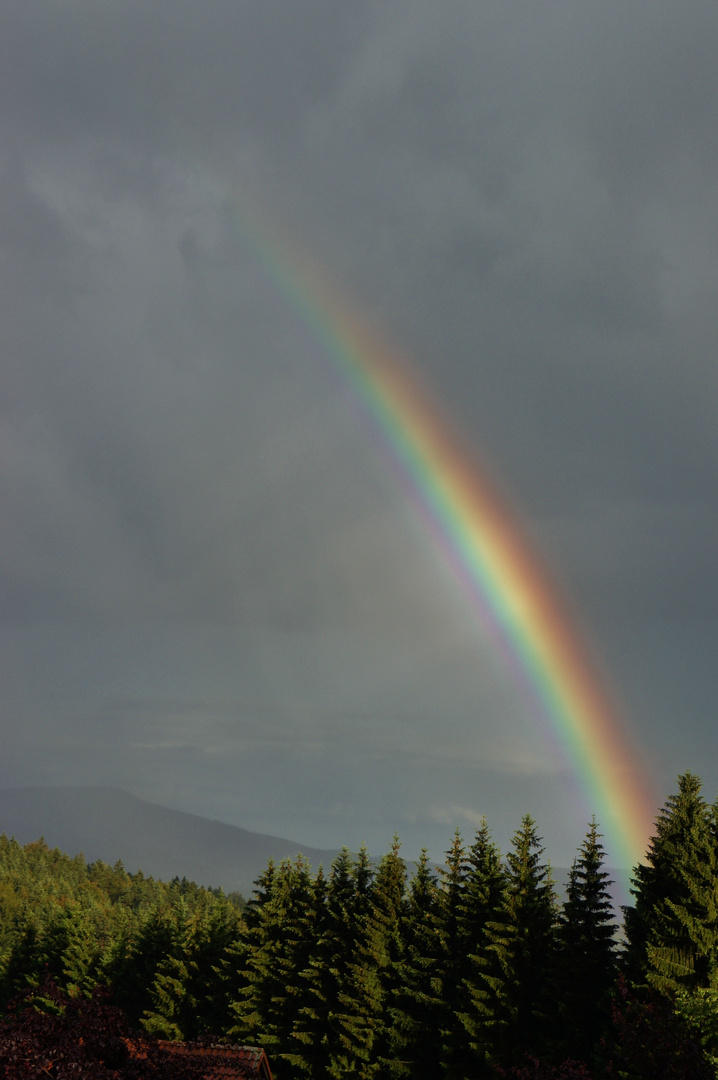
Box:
(155, 1042, 273, 1080)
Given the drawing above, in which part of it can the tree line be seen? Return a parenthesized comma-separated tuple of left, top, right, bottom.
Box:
(1, 772, 718, 1078)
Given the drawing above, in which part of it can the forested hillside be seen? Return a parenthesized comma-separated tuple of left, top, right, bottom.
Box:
(1, 773, 718, 1078)
(0, 786, 340, 896)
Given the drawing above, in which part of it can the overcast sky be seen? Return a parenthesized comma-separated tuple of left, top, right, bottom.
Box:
(1, 0, 717, 870)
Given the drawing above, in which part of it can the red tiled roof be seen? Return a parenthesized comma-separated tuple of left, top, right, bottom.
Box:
(155, 1041, 273, 1080)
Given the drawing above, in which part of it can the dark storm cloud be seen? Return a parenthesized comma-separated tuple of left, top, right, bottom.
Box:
(0, 0, 367, 147)
(0, 145, 442, 627)
(286, 0, 718, 632)
(2, 0, 718, 858)
(2, 0, 717, 627)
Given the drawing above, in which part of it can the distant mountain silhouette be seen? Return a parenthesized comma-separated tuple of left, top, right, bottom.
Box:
(0, 786, 629, 915)
(0, 786, 339, 898)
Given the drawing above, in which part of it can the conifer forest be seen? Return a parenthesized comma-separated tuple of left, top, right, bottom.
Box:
(2, 773, 718, 1078)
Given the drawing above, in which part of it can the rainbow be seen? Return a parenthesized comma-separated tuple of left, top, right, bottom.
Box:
(225, 184, 656, 870)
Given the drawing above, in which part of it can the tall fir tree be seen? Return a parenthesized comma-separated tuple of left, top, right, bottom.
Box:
(666, 797, 718, 1065)
(552, 818, 618, 1062)
(623, 772, 712, 992)
(283, 864, 329, 1079)
(646, 795, 718, 1001)
(457, 820, 507, 1079)
(290, 846, 380, 1079)
(328, 841, 405, 1079)
(387, 850, 444, 1080)
(60, 897, 113, 998)
(107, 902, 179, 1027)
(0, 918, 43, 1001)
(436, 830, 470, 1079)
(229, 855, 315, 1076)
(142, 893, 241, 1040)
(355, 837, 407, 1077)
(473, 815, 557, 1070)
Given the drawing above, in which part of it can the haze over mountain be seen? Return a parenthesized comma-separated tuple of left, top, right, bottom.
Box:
(0, 786, 339, 898)
(0, 784, 632, 911)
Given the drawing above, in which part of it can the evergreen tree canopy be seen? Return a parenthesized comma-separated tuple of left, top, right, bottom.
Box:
(334, 837, 406, 1079)
(552, 818, 617, 1061)
(474, 815, 557, 1070)
(142, 893, 241, 1040)
(10, 777, 718, 1079)
(387, 849, 443, 1080)
(624, 772, 715, 994)
(456, 820, 507, 1078)
(230, 855, 315, 1070)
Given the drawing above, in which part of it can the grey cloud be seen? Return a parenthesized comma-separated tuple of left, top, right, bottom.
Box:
(2, 0, 717, 863)
(2, 2, 714, 620)
(0, 0, 367, 148)
(0, 149, 455, 628)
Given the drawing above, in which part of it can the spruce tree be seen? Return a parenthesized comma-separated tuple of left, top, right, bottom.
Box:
(32, 901, 94, 993)
(623, 772, 711, 992)
(327, 841, 405, 1079)
(0, 918, 43, 1001)
(647, 796, 718, 1000)
(668, 797, 718, 1065)
(143, 893, 241, 1040)
(290, 847, 378, 1079)
(436, 829, 470, 1078)
(387, 850, 444, 1080)
(552, 819, 617, 1062)
(353, 837, 407, 1077)
(283, 864, 329, 1079)
(457, 820, 507, 1078)
(316, 846, 376, 1078)
(60, 898, 111, 998)
(108, 903, 179, 1027)
(473, 815, 557, 1070)
(229, 855, 315, 1073)
(353, 843, 375, 918)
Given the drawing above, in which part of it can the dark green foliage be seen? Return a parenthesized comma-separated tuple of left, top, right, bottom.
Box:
(142, 893, 242, 1039)
(0, 831, 244, 1027)
(646, 800, 718, 999)
(458, 820, 508, 1077)
(474, 815, 557, 1070)
(11, 775, 718, 1079)
(0, 836, 119, 1002)
(352, 843, 375, 918)
(316, 844, 378, 1078)
(106, 904, 179, 1026)
(299, 851, 354, 1067)
(229, 855, 315, 1075)
(387, 850, 444, 1079)
(552, 819, 617, 1061)
(288, 847, 377, 1079)
(337, 837, 406, 1078)
(434, 829, 470, 1078)
(283, 864, 330, 1079)
(619, 773, 718, 1067)
(497, 1059, 593, 1079)
(624, 772, 714, 995)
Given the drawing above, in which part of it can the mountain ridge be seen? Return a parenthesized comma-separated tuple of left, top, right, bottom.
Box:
(0, 786, 339, 898)
(0, 786, 627, 911)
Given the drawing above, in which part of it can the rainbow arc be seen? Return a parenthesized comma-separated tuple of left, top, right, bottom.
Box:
(227, 185, 656, 869)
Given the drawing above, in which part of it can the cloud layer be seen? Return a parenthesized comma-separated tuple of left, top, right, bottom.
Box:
(1, 0, 718, 863)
